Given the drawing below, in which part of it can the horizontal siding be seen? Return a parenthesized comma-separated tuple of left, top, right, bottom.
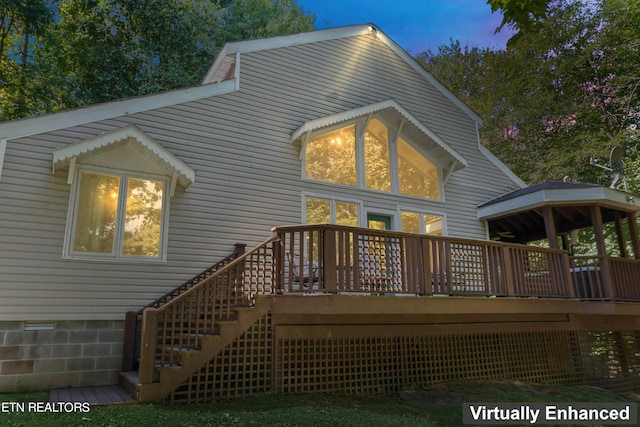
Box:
(0, 33, 520, 320)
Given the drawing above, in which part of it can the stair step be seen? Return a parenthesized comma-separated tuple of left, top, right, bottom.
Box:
(118, 371, 139, 400)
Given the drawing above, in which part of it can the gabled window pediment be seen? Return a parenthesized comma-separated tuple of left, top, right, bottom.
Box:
(52, 124, 195, 195)
(292, 99, 467, 172)
(55, 125, 195, 262)
(293, 100, 465, 201)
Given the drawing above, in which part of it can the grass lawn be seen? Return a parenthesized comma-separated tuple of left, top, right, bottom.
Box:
(0, 381, 637, 427)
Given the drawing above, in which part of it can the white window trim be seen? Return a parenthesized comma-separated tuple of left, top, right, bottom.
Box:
(63, 165, 170, 263)
(302, 192, 364, 227)
(301, 115, 445, 203)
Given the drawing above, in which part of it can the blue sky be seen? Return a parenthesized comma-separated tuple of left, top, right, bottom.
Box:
(296, 0, 513, 54)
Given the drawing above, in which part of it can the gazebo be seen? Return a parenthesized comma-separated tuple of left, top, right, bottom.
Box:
(478, 181, 640, 299)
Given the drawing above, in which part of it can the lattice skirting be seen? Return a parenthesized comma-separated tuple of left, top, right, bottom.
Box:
(168, 316, 639, 403)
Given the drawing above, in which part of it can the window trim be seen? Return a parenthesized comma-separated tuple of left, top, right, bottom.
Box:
(398, 207, 447, 236)
(302, 192, 364, 227)
(301, 115, 445, 202)
(63, 165, 170, 263)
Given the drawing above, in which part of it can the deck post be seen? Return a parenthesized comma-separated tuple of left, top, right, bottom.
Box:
(405, 236, 424, 294)
(562, 252, 575, 298)
(272, 233, 283, 293)
(420, 238, 432, 295)
(323, 227, 337, 293)
(121, 311, 139, 371)
(234, 243, 247, 257)
(502, 246, 515, 296)
(139, 308, 159, 385)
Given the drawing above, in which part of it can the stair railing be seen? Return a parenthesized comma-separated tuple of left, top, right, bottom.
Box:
(138, 235, 278, 385)
(121, 243, 246, 372)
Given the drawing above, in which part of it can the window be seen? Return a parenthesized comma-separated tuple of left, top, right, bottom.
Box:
(304, 118, 441, 200)
(66, 168, 167, 261)
(305, 125, 356, 186)
(398, 138, 440, 199)
(401, 211, 444, 235)
(305, 196, 359, 226)
(364, 119, 391, 192)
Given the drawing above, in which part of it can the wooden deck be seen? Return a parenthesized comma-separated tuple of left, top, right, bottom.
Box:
(50, 385, 135, 406)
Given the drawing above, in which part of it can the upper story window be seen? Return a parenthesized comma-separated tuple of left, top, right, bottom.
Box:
(304, 117, 442, 200)
(305, 125, 356, 186)
(398, 137, 440, 199)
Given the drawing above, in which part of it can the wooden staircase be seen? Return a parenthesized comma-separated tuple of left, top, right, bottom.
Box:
(130, 301, 270, 402)
(121, 236, 278, 402)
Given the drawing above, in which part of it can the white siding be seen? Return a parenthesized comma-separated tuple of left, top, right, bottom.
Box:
(0, 33, 520, 320)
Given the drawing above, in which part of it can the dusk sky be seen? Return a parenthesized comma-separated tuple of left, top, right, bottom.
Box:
(296, 0, 514, 55)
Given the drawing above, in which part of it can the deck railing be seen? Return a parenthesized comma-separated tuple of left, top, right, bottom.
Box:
(272, 224, 575, 298)
(136, 224, 640, 391)
(609, 257, 640, 300)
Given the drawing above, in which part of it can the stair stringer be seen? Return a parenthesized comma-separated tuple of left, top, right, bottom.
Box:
(137, 296, 272, 402)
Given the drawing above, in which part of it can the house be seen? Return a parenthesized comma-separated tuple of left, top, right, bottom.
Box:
(0, 25, 638, 401)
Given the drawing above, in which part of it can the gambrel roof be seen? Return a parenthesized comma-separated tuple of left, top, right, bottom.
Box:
(0, 24, 522, 188)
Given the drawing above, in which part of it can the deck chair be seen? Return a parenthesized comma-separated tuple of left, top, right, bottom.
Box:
(288, 253, 318, 288)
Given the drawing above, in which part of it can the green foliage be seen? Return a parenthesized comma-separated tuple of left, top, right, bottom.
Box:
(487, 0, 552, 46)
(421, 0, 640, 188)
(0, 0, 315, 121)
(0, 0, 58, 118)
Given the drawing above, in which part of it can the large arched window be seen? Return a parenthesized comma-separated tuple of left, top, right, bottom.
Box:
(304, 125, 356, 186)
(304, 117, 441, 200)
(364, 118, 391, 192)
(398, 137, 440, 199)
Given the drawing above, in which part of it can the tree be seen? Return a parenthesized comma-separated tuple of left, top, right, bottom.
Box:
(420, 0, 640, 188)
(0, 0, 57, 118)
(1, 0, 315, 121)
(487, 0, 552, 47)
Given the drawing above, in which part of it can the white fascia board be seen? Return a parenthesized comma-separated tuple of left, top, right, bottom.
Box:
(0, 139, 6, 180)
(0, 79, 236, 142)
(201, 44, 230, 84)
(201, 25, 372, 84)
(53, 124, 195, 189)
(204, 23, 483, 126)
(291, 98, 467, 168)
(477, 140, 527, 189)
(373, 28, 484, 126)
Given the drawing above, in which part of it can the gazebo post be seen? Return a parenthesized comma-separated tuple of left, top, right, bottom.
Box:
(542, 206, 559, 249)
(590, 205, 613, 299)
(627, 212, 640, 260)
(613, 212, 629, 258)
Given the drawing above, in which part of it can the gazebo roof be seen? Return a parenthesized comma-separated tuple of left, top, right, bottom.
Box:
(477, 181, 640, 243)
